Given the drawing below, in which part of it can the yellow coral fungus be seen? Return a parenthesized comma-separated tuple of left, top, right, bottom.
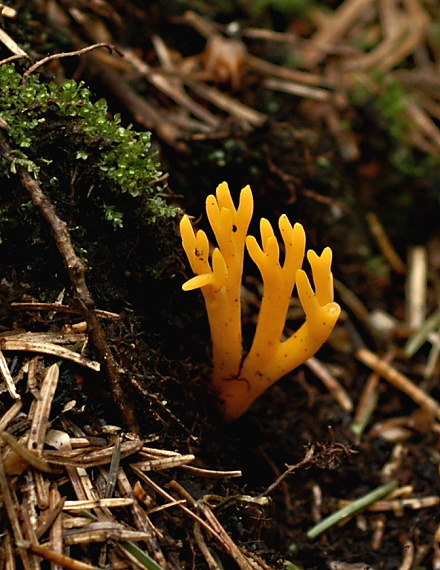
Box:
(180, 182, 340, 421)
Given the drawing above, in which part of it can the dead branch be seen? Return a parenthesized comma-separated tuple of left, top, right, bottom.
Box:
(0, 132, 138, 433)
(23, 43, 121, 78)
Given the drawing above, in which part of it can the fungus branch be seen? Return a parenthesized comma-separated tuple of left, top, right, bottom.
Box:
(180, 182, 253, 384)
(180, 182, 340, 421)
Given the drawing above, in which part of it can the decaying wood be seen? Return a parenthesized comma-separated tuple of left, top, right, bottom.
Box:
(168, 479, 256, 570)
(301, 0, 374, 67)
(34, 0, 440, 159)
(44, 439, 144, 468)
(0, 349, 19, 399)
(366, 212, 406, 276)
(0, 25, 27, 56)
(306, 356, 353, 413)
(405, 246, 428, 330)
(28, 364, 60, 453)
(0, 356, 254, 570)
(11, 302, 120, 320)
(0, 452, 33, 570)
(0, 338, 100, 372)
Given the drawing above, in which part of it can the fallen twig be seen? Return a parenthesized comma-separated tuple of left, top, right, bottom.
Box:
(23, 43, 121, 78)
(0, 132, 138, 432)
(356, 348, 440, 420)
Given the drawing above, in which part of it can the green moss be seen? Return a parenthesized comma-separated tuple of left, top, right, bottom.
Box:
(0, 64, 177, 226)
(0, 64, 180, 304)
(374, 76, 411, 141)
(349, 72, 440, 179)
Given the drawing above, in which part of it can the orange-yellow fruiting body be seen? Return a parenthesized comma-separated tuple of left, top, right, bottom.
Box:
(180, 182, 340, 421)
